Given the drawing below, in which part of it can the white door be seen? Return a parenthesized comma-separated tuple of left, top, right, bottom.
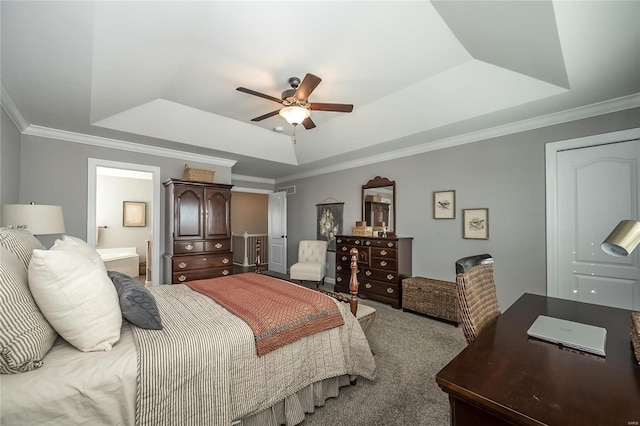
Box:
(556, 139, 640, 310)
(268, 191, 287, 274)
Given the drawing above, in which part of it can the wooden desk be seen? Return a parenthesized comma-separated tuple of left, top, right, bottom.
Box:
(436, 293, 640, 426)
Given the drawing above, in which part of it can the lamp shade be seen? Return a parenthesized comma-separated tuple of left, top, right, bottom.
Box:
(601, 220, 640, 257)
(1, 204, 65, 235)
(279, 106, 310, 125)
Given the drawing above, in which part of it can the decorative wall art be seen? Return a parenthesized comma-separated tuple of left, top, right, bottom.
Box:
(316, 200, 344, 252)
(433, 190, 456, 219)
(123, 201, 146, 227)
(463, 208, 489, 239)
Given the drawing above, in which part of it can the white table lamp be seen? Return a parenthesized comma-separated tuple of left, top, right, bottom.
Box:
(1, 203, 65, 235)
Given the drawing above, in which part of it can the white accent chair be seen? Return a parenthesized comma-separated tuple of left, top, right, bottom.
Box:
(289, 240, 328, 288)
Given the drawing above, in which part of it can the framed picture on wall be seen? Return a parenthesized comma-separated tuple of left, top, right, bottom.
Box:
(123, 201, 146, 227)
(433, 190, 456, 219)
(463, 208, 489, 239)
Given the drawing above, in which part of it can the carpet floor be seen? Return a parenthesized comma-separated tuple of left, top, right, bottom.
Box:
(300, 299, 467, 426)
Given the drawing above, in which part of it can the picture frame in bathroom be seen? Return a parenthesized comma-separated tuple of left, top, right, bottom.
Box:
(123, 201, 146, 227)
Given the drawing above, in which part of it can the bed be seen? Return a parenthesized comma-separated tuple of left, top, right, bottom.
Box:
(0, 228, 375, 426)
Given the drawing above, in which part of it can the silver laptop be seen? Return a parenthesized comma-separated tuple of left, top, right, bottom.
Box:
(527, 315, 607, 357)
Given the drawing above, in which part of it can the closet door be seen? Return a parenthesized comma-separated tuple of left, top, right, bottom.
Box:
(556, 139, 640, 310)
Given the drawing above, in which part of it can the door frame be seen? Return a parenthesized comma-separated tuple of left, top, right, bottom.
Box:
(87, 158, 161, 286)
(545, 127, 640, 297)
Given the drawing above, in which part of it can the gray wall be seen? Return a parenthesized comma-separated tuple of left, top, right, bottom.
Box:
(283, 108, 640, 309)
(17, 133, 236, 278)
(1, 108, 21, 205)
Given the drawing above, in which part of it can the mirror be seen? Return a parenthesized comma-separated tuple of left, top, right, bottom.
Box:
(362, 176, 396, 235)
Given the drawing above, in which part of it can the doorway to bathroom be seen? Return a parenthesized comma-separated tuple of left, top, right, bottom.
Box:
(87, 159, 161, 286)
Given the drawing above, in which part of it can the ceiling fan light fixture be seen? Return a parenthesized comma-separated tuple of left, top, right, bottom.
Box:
(279, 106, 310, 126)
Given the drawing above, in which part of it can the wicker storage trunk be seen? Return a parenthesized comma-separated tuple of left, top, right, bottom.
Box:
(402, 277, 459, 325)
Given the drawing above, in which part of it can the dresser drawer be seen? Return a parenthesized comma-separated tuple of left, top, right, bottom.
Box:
(174, 241, 205, 254)
(359, 279, 399, 299)
(360, 267, 399, 283)
(337, 237, 398, 249)
(172, 266, 232, 284)
(371, 247, 396, 258)
(370, 257, 397, 271)
(204, 239, 231, 253)
(172, 253, 232, 271)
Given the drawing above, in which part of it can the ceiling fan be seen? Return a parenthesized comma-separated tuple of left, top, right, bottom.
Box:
(236, 73, 353, 131)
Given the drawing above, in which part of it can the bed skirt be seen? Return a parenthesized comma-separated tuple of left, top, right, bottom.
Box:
(237, 375, 353, 425)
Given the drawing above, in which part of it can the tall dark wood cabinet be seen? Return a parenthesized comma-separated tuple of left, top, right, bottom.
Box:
(364, 201, 390, 228)
(163, 179, 233, 284)
(334, 235, 412, 308)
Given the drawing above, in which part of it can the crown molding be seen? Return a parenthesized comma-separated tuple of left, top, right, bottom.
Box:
(231, 186, 273, 194)
(3, 87, 638, 184)
(231, 174, 275, 185)
(275, 93, 640, 184)
(22, 125, 237, 167)
(0, 81, 29, 132)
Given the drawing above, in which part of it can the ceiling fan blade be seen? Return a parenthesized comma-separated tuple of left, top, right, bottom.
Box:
(310, 103, 354, 113)
(301, 117, 316, 130)
(294, 73, 322, 101)
(236, 87, 282, 104)
(251, 110, 281, 122)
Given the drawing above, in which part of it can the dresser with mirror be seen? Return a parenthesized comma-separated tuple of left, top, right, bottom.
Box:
(334, 176, 412, 308)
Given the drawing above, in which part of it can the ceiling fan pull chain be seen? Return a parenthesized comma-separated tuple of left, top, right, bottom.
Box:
(292, 125, 297, 144)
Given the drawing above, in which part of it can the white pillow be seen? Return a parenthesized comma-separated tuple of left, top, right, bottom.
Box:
(51, 235, 106, 272)
(28, 249, 121, 352)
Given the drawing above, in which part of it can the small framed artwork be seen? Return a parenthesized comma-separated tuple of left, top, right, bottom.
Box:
(463, 208, 489, 239)
(123, 201, 146, 227)
(433, 190, 456, 219)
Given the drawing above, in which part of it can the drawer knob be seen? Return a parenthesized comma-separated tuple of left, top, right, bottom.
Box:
(365, 283, 372, 289)
(387, 287, 394, 294)
(185, 244, 193, 251)
(222, 269, 230, 276)
(380, 250, 387, 256)
(178, 262, 187, 269)
(365, 241, 371, 246)
(337, 277, 342, 283)
(380, 260, 387, 267)
(388, 242, 393, 247)
(342, 246, 348, 252)
(215, 242, 223, 249)
(365, 270, 372, 276)
(178, 275, 187, 282)
(337, 265, 342, 271)
(342, 256, 348, 261)
(222, 258, 229, 264)
(387, 274, 394, 280)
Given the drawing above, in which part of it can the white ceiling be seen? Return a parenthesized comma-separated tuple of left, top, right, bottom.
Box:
(2, 1, 639, 180)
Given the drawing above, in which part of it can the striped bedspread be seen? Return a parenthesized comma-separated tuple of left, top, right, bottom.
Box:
(185, 273, 344, 355)
(131, 284, 376, 426)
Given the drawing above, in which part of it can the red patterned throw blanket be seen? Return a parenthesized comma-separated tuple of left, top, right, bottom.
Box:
(185, 273, 344, 356)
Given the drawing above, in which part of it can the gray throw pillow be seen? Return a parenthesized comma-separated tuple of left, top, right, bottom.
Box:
(107, 271, 163, 330)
